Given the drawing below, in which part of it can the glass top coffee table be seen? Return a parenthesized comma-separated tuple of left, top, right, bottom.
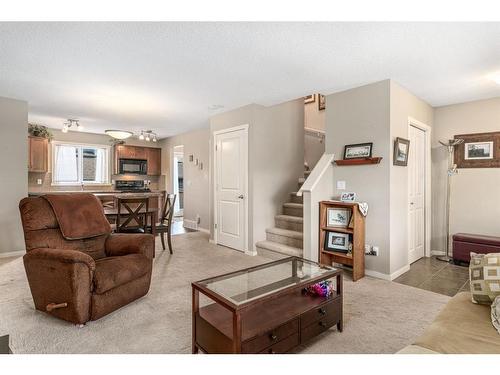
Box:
(192, 257, 343, 354)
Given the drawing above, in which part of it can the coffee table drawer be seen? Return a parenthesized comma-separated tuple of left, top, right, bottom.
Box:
(300, 314, 339, 343)
(259, 333, 299, 354)
(242, 318, 299, 353)
(300, 297, 340, 328)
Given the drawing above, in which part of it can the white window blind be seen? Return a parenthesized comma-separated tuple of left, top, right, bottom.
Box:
(52, 143, 110, 185)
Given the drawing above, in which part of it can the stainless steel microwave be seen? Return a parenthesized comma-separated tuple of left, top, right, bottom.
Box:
(119, 158, 148, 175)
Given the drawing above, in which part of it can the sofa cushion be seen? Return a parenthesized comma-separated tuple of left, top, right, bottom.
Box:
(93, 254, 151, 294)
(470, 252, 500, 304)
(492, 296, 500, 334)
(414, 292, 500, 353)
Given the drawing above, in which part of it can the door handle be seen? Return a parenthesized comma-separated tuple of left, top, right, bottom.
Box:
(237, 195, 244, 199)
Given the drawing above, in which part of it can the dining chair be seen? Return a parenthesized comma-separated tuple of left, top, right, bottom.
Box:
(153, 194, 176, 253)
(115, 197, 149, 233)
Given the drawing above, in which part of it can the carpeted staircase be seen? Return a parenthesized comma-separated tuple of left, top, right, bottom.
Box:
(255, 170, 311, 259)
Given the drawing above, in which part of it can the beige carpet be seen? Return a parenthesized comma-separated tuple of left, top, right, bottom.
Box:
(0, 232, 450, 354)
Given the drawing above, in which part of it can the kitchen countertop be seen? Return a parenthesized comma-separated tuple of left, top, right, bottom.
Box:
(28, 190, 165, 197)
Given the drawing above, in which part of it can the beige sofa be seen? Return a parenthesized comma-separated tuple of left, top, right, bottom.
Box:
(399, 292, 500, 354)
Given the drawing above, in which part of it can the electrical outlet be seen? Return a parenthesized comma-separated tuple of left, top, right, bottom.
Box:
(37, 178, 43, 185)
(364, 244, 371, 254)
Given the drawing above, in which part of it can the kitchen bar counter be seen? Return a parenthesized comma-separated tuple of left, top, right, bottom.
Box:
(28, 190, 166, 197)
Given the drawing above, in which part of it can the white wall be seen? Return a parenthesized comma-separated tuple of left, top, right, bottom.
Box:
(209, 100, 304, 253)
(304, 96, 326, 169)
(432, 97, 500, 252)
(0, 96, 28, 255)
(389, 81, 434, 274)
(325, 80, 392, 275)
(160, 126, 210, 231)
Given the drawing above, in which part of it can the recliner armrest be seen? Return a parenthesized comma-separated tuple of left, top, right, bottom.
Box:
(25, 248, 96, 272)
(105, 233, 155, 259)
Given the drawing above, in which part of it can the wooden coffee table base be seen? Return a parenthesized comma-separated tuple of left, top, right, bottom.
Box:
(192, 269, 343, 354)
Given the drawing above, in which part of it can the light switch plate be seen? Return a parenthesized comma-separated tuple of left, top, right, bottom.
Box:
(336, 180, 346, 190)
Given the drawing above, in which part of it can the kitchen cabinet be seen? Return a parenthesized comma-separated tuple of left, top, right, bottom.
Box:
(146, 147, 161, 176)
(113, 145, 162, 176)
(28, 136, 48, 172)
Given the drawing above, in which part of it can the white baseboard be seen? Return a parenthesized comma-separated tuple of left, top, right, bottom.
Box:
(365, 264, 410, 281)
(209, 239, 216, 244)
(0, 250, 24, 258)
(183, 219, 198, 230)
(431, 250, 446, 256)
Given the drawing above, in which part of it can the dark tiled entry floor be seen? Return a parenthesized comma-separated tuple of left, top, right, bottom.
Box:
(394, 256, 469, 297)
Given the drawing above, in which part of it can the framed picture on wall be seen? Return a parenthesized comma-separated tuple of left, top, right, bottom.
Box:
(304, 94, 316, 104)
(454, 132, 500, 168)
(343, 142, 373, 159)
(465, 141, 493, 160)
(393, 137, 410, 166)
(318, 94, 326, 110)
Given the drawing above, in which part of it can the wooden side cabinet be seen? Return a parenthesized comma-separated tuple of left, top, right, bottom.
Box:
(28, 136, 48, 172)
(147, 147, 161, 176)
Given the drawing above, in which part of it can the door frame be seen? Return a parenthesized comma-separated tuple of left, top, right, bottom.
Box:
(408, 117, 432, 260)
(212, 124, 249, 253)
(171, 145, 184, 216)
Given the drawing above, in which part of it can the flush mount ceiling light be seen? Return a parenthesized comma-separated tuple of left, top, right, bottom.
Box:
(139, 130, 157, 142)
(105, 130, 134, 140)
(61, 119, 83, 133)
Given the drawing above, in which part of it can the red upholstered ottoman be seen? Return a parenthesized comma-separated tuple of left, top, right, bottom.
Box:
(453, 233, 500, 264)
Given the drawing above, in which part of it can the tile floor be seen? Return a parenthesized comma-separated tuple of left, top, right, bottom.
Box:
(394, 256, 470, 297)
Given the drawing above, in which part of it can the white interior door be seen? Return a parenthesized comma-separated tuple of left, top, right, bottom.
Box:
(215, 127, 248, 252)
(408, 125, 426, 263)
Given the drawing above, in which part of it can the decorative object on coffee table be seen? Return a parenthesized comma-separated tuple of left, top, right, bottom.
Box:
(319, 201, 365, 281)
(192, 257, 342, 354)
(437, 138, 464, 263)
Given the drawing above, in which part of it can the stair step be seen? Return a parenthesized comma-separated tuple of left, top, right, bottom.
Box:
(275, 214, 303, 231)
(304, 170, 311, 177)
(256, 240, 303, 259)
(266, 227, 303, 248)
(297, 177, 306, 190)
(289, 192, 303, 204)
(283, 202, 303, 217)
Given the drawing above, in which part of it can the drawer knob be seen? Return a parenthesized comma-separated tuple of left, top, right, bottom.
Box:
(270, 333, 278, 341)
(319, 321, 327, 328)
(319, 308, 326, 316)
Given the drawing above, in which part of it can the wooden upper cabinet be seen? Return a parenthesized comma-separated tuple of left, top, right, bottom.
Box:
(113, 144, 161, 176)
(147, 147, 161, 176)
(28, 136, 48, 172)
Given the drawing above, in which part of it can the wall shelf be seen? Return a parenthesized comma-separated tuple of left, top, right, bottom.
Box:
(333, 157, 382, 166)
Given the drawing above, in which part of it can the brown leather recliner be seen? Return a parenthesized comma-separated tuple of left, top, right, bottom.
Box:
(19, 194, 154, 325)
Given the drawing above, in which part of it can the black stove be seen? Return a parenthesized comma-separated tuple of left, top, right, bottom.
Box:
(115, 180, 151, 193)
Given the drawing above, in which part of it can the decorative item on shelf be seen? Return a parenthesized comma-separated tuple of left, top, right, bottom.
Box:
(189, 154, 194, 162)
(324, 231, 350, 252)
(358, 202, 369, 216)
(194, 158, 199, 166)
(343, 142, 373, 160)
(303, 280, 335, 298)
(28, 123, 53, 140)
(138, 130, 158, 142)
(454, 131, 500, 168)
(327, 207, 351, 228)
(61, 119, 83, 133)
(304, 94, 315, 104)
(105, 130, 133, 140)
(393, 137, 410, 166)
(318, 94, 326, 110)
(340, 192, 356, 202)
(199, 162, 203, 170)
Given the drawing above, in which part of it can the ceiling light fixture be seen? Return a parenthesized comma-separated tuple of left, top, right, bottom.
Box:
(139, 130, 158, 143)
(105, 130, 134, 140)
(62, 119, 83, 133)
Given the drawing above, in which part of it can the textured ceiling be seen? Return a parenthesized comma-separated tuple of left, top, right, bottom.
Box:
(0, 22, 499, 138)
